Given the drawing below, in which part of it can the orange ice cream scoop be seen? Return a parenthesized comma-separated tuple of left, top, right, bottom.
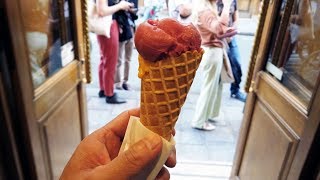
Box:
(134, 18, 202, 62)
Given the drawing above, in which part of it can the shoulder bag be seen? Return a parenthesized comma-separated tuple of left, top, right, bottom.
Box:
(220, 48, 235, 83)
(88, 0, 112, 38)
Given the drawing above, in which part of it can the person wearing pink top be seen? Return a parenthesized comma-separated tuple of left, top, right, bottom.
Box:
(191, 0, 235, 130)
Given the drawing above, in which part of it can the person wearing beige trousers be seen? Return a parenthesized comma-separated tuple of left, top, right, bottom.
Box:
(115, 35, 133, 90)
(191, 0, 234, 130)
(192, 47, 223, 130)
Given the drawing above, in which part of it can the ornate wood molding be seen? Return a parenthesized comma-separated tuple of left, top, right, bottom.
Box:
(81, 0, 91, 83)
(245, 0, 270, 93)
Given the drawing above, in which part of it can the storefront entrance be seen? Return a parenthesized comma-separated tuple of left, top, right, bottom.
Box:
(1, 0, 319, 179)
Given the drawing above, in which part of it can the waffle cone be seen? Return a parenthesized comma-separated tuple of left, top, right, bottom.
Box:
(139, 49, 204, 141)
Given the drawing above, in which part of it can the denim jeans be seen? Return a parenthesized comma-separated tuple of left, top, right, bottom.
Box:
(227, 37, 242, 95)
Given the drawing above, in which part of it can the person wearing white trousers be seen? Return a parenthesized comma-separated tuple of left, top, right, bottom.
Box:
(191, 0, 233, 130)
(191, 47, 223, 130)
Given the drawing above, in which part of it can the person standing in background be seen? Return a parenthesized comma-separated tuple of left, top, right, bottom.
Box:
(191, 0, 234, 130)
(140, 0, 160, 22)
(96, 0, 133, 104)
(168, 0, 192, 22)
(217, 0, 247, 102)
(114, 0, 138, 91)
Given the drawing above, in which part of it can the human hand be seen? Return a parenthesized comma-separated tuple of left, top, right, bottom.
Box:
(60, 108, 176, 180)
(118, 0, 134, 11)
(129, 7, 139, 14)
(217, 27, 237, 39)
(226, 37, 232, 43)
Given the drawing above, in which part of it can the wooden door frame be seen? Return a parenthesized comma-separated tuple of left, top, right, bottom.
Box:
(232, 0, 320, 178)
(4, 0, 44, 178)
(288, 78, 320, 179)
(3, 0, 89, 179)
(232, 0, 282, 175)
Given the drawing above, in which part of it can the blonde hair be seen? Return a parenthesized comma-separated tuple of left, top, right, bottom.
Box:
(191, 0, 218, 24)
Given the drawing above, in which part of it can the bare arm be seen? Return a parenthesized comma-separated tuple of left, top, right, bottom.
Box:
(96, 0, 133, 17)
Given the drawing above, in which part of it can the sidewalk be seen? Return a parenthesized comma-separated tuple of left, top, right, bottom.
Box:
(86, 16, 257, 179)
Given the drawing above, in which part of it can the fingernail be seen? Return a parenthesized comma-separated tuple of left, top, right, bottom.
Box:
(144, 134, 161, 150)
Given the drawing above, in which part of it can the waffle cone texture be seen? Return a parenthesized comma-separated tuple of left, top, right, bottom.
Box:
(139, 49, 204, 141)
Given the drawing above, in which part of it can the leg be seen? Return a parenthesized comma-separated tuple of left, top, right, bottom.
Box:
(123, 38, 133, 84)
(115, 41, 125, 86)
(100, 21, 126, 104)
(104, 22, 119, 96)
(97, 35, 107, 94)
(228, 37, 246, 102)
(97, 21, 119, 97)
(192, 47, 223, 129)
(208, 82, 223, 119)
(228, 37, 242, 95)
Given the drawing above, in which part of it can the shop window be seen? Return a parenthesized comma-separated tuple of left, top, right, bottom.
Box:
(20, 0, 75, 88)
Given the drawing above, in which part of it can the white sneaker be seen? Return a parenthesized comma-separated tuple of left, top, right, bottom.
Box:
(192, 122, 216, 131)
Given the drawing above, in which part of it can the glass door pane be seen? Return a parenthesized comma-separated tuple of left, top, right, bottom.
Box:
(281, 0, 320, 106)
(267, 0, 320, 107)
(20, 0, 75, 88)
(267, 0, 288, 62)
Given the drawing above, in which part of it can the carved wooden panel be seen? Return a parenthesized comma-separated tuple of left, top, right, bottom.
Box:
(232, 0, 320, 178)
(42, 90, 81, 179)
(238, 101, 299, 179)
(34, 62, 79, 120)
(256, 73, 307, 136)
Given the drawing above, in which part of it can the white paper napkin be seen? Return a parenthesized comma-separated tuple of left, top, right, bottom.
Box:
(119, 116, 175, 180)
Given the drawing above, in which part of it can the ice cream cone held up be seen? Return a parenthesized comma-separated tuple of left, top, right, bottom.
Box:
(134, 18, 204, 141)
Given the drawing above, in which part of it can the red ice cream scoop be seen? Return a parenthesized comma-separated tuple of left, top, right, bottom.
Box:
(134, 18, 202, 62)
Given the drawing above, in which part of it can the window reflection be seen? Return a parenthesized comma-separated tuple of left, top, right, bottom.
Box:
(268, 0, 287, 61)
(21, 0, 74, 89)
(280, 0, 320, 105)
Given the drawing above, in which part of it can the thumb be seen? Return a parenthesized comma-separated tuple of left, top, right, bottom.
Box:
(91, 134, 163, 179)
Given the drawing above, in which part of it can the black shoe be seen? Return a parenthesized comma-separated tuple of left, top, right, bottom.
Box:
(231, 92, 247, 102)
(98, 90, 105, 98)
(122, 83, 130, 91)
(106, 93, 126, 104)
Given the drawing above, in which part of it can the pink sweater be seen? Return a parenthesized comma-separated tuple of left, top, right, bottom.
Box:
(196, 9, 231, 48)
